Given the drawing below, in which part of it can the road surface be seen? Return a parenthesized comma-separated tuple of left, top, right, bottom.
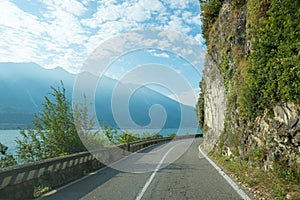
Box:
(38, 138, 251, 200)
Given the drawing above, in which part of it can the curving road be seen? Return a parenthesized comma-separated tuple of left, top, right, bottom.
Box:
(38, 138, 252, 200)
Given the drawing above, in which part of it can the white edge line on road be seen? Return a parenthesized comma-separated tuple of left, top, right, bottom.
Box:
(36, 142, 168, 200)
(198, 145, 252, 200)
(135, 144, 180, 200)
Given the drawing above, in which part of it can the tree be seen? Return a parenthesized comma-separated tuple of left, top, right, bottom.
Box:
(0, 154, 17, 168)
(16, 82, 86, 163)
(73, 96, 105, 150)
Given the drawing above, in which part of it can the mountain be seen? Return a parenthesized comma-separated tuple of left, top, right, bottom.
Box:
(0, 62, 197, 130)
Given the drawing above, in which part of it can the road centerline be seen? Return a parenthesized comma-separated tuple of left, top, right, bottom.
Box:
(135, 143, 181, 200)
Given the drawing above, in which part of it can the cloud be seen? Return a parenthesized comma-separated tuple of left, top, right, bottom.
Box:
(40, 0, 87, 16)
(164, 0, 190, 9)
(0, 0, 46, 35)
(0, 0, 89, 72)
(0, 0, 202, 73)
(81, 2, 121, 27)
(195, 34, 206, 45)
(153, 52, 169, 58)
(168, 89, 200, 107)
(81, 29, 203, 92)
(144, 49, 170, 58)
(167, 15, 191, 33)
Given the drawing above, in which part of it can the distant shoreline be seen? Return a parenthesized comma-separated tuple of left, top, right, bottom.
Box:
(0, 128, 201, 156)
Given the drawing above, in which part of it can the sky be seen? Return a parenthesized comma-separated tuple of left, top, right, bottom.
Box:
(0, 0, 206, 106)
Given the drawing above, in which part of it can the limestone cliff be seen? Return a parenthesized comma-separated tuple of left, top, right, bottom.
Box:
(198, 0, 300, 171)
(201, 54, 226, 151)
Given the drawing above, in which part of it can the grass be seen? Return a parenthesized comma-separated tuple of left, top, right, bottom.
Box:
(33, 185, 52, 198)
(209, 152, 300, 200)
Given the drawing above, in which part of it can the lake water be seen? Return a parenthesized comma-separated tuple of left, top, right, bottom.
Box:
(0, 130, 21, 156)
(0, 128, 201, 156)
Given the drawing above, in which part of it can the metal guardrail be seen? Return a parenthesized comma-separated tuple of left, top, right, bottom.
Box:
(0, 134, 202, 199)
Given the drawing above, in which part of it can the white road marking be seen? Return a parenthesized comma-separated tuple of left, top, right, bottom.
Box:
(36, 142, 167, 199)
(198, 145, 252, 200)
(135, 143, 180, 200)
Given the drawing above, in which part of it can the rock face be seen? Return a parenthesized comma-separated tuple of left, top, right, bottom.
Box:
(199, 0, 300, 169)
(238, 103, 300, 170)
(202, 54, 226, 152)
(201, 1, 241, 152)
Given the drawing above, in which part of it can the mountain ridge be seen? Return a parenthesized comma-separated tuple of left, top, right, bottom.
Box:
(0, 62, 198, 130)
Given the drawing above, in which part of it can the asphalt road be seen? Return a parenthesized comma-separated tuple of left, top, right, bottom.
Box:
(38, 138, 251, 200)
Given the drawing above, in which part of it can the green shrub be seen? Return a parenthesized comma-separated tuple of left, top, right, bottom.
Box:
(16, 82, 86, 163)
(167, 133, 177, 138)
(241, 0, 300, 119)
(196, 80, 205, 129)
(200, 0, 224, 43)
(231, 0, 246, 8)
(0, 154, 17, 168)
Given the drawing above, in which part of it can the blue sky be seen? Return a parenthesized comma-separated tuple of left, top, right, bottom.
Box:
(0, 0, 206, 106)
(102, 48, 203, 106)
